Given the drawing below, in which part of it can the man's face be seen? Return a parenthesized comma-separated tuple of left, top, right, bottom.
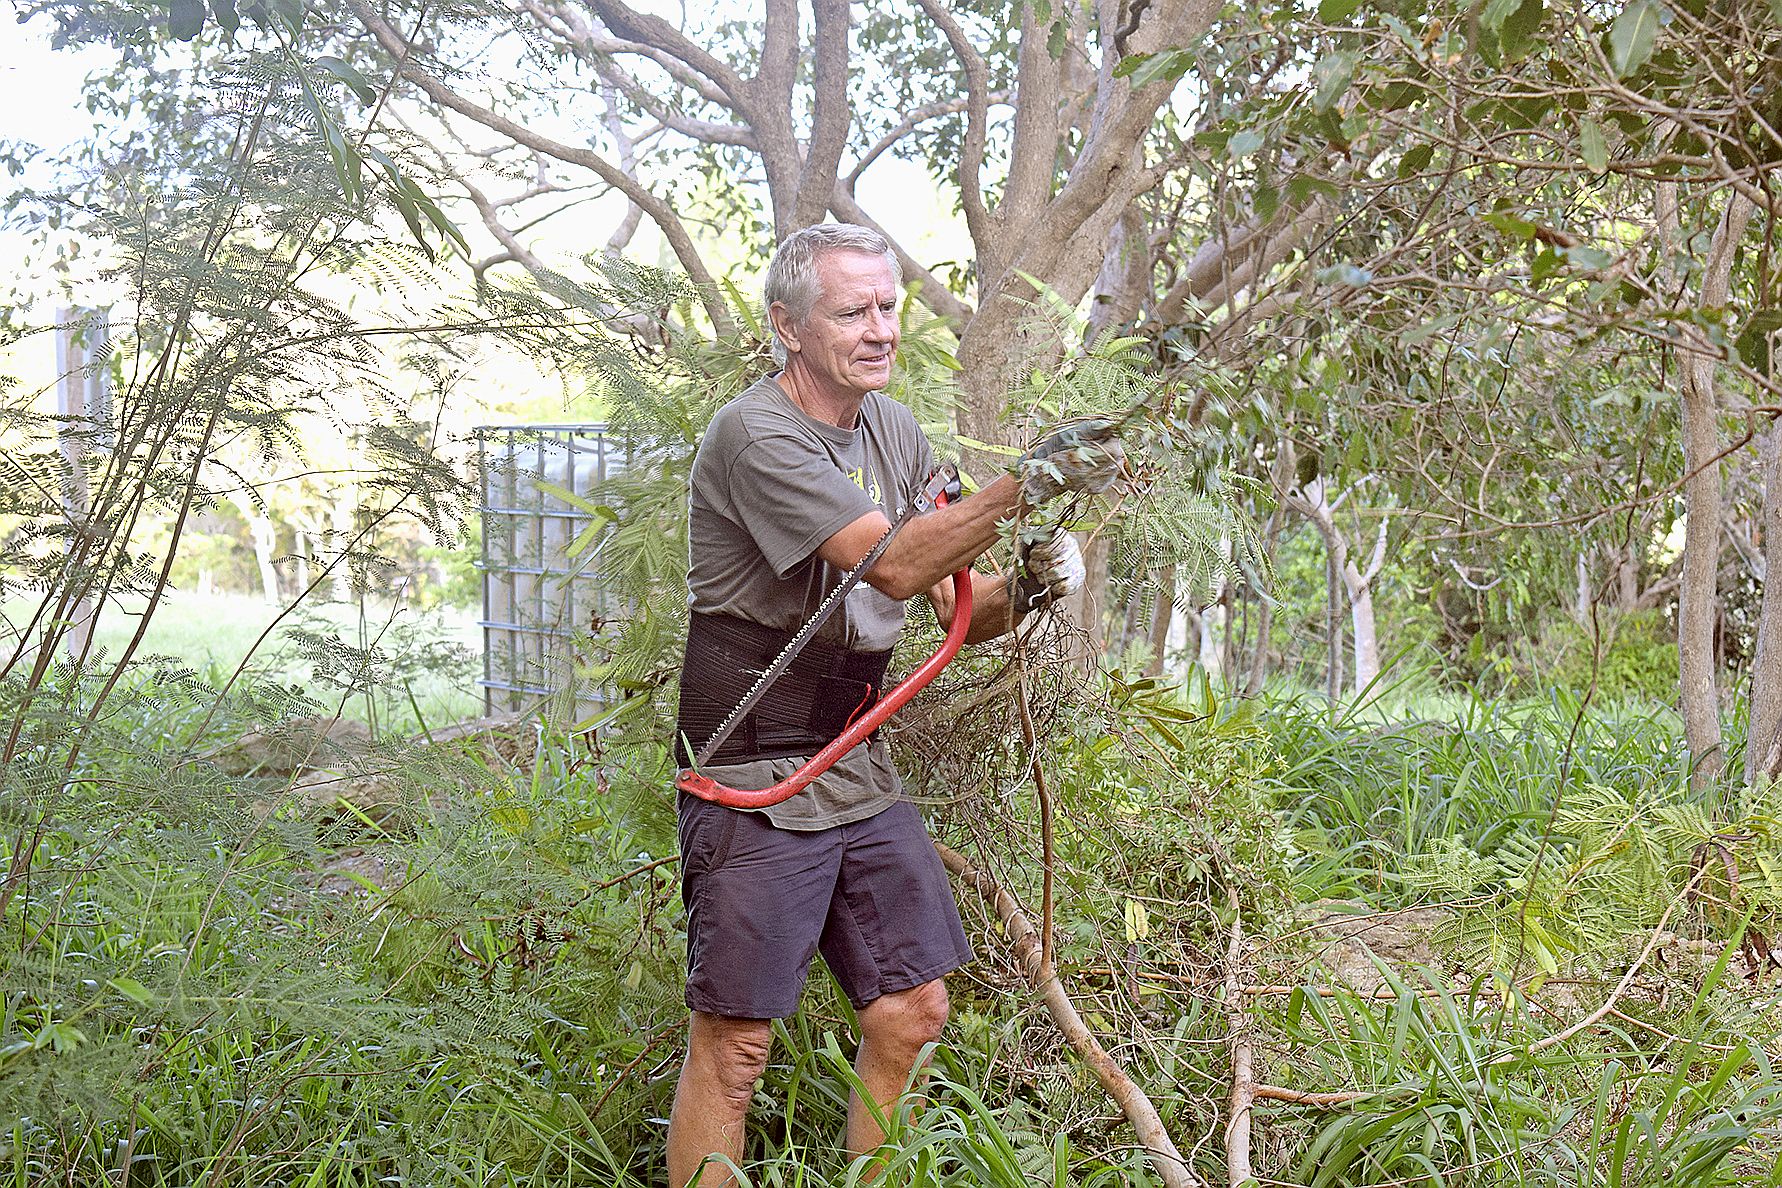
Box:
(778, 250, 900, 400)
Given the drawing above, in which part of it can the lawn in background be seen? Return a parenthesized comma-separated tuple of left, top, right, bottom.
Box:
(6, 589, 484, 733)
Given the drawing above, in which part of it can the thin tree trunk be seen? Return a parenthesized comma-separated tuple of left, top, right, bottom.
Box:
(1669, 192, 1752, 793)
(55, 311, 97, 663)
(1325, 538, 1343, 702)
(1746, 421, 1782, 785)
(249, 514, 280, 606)
(1144, 565, 1175, 678)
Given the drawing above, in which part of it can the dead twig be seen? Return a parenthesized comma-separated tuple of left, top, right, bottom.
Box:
(935, 842, 1202, 1188)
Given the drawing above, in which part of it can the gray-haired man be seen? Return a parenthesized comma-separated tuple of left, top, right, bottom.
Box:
(666, 223, 1117, 1187)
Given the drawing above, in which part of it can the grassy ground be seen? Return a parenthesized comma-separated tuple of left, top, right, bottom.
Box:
(6, 638, 1781, 1186)
(4, 588, 484, 732)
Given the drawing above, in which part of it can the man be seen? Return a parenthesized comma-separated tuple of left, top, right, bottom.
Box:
(667, 223, 1120, 1188)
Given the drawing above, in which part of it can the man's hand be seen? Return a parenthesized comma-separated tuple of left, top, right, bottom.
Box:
(1015, 419, 1124, 506)
(1014, 528, 1085, 613)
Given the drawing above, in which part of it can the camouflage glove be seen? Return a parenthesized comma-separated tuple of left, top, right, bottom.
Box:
(1015, 419, 1124, 505)
(1013, 528, 1085, 613)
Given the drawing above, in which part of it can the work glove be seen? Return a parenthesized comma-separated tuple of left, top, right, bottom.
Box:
(1015, 419, 1125, 505)
(1014, 528, 1085, 613)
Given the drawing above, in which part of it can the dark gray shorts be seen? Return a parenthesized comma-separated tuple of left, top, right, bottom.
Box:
(677, 793, 973, 1019)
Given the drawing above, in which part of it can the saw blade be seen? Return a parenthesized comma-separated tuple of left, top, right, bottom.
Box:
(691, 466, 956, 769)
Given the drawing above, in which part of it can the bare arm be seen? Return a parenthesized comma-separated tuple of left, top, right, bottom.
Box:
(815, 473, 1026, 601)
(929, 567, 1027, 644)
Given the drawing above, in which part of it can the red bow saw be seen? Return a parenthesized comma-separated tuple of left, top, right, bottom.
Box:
(676, 470, 972, 810)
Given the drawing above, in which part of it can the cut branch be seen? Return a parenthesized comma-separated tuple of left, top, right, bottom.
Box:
(935, 841, 1202, 1188)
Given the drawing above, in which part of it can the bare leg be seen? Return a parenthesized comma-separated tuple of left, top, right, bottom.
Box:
(847, 979, 950, 1158)
(666, 1011, 774, 1188)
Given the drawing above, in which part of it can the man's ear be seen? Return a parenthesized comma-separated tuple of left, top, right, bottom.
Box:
(768, 301, 801, 355)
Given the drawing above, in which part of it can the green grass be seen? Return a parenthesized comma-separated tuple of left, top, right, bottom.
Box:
(7, 655, 1782, 1187)
(4, 589, 483, 732)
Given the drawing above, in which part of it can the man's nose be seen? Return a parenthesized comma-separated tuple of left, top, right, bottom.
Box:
(865, 306, 896, 341)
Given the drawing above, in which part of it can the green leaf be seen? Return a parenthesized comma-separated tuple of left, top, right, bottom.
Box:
(210, 0, 240, 34)
(1499, 0, 1546, 55)
(1531, 246, 1563, 282)
(1579, 117, 1608, 173)
(315, 55, 377, 106)
(1609, 0, 1665, 78)
(956, 435, 1023, 458)
(1319, 0, 1363, 20)
(1483, 210, 1538, 240)
(1481, 0, 1523, 32)
(107, 976, 153, 1005)
(1735, 309, 1782, 374)
(1397, 143, 1434, 178)
(1123, 898, 1150, 943)
(1312, 52, 1356, 113)
(1227, 129, 1266, 158)
(169, 0, 206, 40)
(1399, 310, 1465, 347)
(1314, 263, 1371, 287)
(1120, 49, 1191, 89)
(1562, 243, 1613, 270)
(1254, 181, 1278, 223)
(1286, 174, 1341, 204)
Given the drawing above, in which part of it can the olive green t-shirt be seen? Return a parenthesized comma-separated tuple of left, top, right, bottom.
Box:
(685, 375, 935, 830)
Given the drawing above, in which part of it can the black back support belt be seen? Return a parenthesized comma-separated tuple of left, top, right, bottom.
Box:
(675, 612, 892, 768)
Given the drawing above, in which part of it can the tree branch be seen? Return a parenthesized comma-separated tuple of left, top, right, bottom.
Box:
(936, 841, 1202, 1188)
(794, 0, 853, 228)
(911, 0, 995, 257)
(347, 0, 735, 336)
(1000, 2, 1065, 266)
(844, 93, 1011, 187)
(828, 185, 973, 326)
(583, 0, 754, 112)
(521, 1, 756, 145)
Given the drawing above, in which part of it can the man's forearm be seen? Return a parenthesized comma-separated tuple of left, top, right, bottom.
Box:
(868, 474, 1024, 599)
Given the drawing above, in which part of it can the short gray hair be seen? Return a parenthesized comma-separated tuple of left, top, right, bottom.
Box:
(763, 223, 902, 365)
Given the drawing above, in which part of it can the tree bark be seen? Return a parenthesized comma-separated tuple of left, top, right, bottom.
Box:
(1289, 479, 1387, 697)
(1144, 565, 1175, 678)
(1746, 420, 1782, 785)
(1666, 190, 1752, 793)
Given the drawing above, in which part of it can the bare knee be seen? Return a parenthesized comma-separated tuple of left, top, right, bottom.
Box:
(689, 1012, 773, 1111)
(860, 980, 949, 1055)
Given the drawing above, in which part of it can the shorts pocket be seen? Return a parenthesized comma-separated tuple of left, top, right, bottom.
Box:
(678, 793, 741, 879)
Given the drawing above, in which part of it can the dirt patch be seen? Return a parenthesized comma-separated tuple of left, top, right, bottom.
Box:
(1309, 904, 1453, 992)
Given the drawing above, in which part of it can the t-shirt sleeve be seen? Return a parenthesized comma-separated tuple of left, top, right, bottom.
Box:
(725, 434, 881, 579)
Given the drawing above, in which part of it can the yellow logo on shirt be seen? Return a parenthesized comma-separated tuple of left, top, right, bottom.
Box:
(846, 466, 882, 505)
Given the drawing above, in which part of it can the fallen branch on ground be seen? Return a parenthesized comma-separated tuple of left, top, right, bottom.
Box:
(935, 841, 1203, 1188)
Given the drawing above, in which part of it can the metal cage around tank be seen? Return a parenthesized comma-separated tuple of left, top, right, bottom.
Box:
(475, 424, 628, 724)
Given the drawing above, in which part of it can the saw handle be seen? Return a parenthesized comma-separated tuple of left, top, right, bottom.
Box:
(676, 495, 973, 810)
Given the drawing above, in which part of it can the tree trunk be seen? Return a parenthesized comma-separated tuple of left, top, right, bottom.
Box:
(54, 310, 97, 663)
(1670, 192, 1752, 794)
(1290, 479, 1387, 699)
(1324, 532, 1343, 701)
(249, 514, 281, 606)
(1746, 416, 1782, 784)
(1348, 576, 1379, 694)
(1144, 565, 1175, 678)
